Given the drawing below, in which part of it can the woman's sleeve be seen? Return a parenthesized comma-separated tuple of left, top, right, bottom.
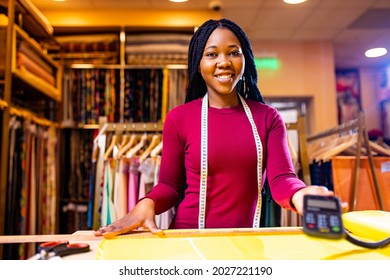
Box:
(144, 111, 186, 214)
(264, 110, 307, 210)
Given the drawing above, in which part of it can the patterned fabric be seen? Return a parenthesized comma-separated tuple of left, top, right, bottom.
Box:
(65, 69, 119, 124)
(3, 117, 58, 259)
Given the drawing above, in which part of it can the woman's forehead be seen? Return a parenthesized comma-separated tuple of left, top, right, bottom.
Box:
(205, 28, 241, 48)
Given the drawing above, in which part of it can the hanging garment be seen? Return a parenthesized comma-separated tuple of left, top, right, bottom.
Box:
(87, 144, 98, 229)
(309, 160, 334, 191)
(138, 157, 156, 199)
(101, 159, 117, 226)
(47, 126, 58, 233)
(153, 156, 175, 229)
(113, 158, 129, 220)
(93, 134, 106, 229)
(26, 124, 37, 258)
(36, 127, 47, 234)
(127, 156, 140, 212)
(4, 117, 23, 259)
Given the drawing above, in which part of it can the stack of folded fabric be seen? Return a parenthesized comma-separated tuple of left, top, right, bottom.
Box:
(16, 42, 55, 85)
(56, 34, 120, 64)
(125, 33, 192, 65)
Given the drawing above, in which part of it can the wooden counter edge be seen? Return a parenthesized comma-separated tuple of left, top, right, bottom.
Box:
(0, 227, 303, 243)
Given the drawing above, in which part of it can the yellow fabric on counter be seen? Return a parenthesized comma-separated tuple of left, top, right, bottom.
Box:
(342, 210, 390, 242)
(96, 228, 390, 260)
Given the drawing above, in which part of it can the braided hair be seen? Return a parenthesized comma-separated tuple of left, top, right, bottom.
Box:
(185, 18, 265, 104)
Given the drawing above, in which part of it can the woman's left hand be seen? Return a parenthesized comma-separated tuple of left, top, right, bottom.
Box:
(291, 186, 348, 215)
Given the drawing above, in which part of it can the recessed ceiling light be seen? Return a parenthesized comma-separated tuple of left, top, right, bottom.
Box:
(169, 0, 188, 2)
(365, 47, 388, 58)
(283, 0, 307, 4)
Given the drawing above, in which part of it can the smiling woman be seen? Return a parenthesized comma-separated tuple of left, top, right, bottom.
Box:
(95, 18, 334, 238)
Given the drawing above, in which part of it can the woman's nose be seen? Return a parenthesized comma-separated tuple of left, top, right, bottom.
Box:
(217, 56, 232, 67)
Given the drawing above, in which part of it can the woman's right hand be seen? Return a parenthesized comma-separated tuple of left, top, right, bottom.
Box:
(94, 198, 163, 238)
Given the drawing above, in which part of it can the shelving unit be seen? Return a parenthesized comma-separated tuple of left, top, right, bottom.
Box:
(0, 0, 62, 257)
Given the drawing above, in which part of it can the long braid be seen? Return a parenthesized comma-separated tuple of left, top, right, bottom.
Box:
(185, 21, 217, 103)
(185, 18, 265, 104)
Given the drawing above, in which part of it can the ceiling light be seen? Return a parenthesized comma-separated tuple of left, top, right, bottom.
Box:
(169, 0, 188, 2)
(283, 0, 307, 4)
(365, 47, 388, 58)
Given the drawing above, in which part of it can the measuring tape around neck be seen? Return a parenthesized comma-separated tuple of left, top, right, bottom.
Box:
(199, 93, 263, 228)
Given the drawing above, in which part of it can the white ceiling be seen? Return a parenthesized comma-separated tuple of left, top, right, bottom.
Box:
(30, 0, 390, 68)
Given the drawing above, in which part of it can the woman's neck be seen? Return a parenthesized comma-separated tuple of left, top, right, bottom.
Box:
(207, 93, 240, 109)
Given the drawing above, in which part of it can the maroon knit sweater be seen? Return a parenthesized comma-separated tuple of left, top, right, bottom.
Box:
(146, 97, 306, 229)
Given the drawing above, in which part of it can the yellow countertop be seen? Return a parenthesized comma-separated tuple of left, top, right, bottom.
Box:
(1, 227, 389, 260)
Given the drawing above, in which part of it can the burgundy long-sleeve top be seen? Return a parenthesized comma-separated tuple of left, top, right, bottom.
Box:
(145, 97, 306, 229)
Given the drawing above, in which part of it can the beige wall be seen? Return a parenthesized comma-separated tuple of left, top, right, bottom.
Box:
(252, 41, 338, 134)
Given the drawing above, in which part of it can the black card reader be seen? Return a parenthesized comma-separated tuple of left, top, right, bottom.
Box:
(303, 195, 345, 239)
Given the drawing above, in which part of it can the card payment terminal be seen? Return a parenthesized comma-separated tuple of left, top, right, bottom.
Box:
(303, 195, 344, 239)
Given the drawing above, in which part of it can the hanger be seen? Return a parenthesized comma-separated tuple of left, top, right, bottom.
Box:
(125, 133, 150, 159)
(92, 142, 100, 162)
(315, 134, 358, 162)
(369, 141, 390, 156)
(150, 141, 163, 157)
(139, 134, 162, 162)
(93, 123, 108, 145)
(104, 133, 118, 161)
(119, 134, 129, 149)
(307, 135, 339, 162)
(343, 144, 370, 156)
(116, 133, 139, 159)
(116, 132, 130, 156)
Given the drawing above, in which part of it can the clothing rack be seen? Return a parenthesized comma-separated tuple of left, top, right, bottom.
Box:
(94, 116, 163, 143)
(87, 116, 166, 229)
(307, 112, 383, 211)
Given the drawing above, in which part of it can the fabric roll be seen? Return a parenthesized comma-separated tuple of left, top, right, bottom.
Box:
(17, 52, 56, 85)
(19, 42, 53, 74)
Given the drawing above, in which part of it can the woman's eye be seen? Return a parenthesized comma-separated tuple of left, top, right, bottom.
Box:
(205, 52, 217, 57)
(230, 51, 241, 56)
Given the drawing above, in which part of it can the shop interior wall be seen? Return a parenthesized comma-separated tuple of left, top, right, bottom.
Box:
(252, 41, 337, 134)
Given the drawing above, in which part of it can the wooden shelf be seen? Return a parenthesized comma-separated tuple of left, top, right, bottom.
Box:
(0, 1, 63, 253)
(13, 68, 61, 101)
(1, 24, 62, 102)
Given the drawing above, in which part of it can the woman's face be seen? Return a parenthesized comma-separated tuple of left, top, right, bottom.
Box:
(199, 27, 245, 97)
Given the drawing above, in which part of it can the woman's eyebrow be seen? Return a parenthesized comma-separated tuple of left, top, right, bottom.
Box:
(204, 45, 217, 50)
(205, 44, 240, 50)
